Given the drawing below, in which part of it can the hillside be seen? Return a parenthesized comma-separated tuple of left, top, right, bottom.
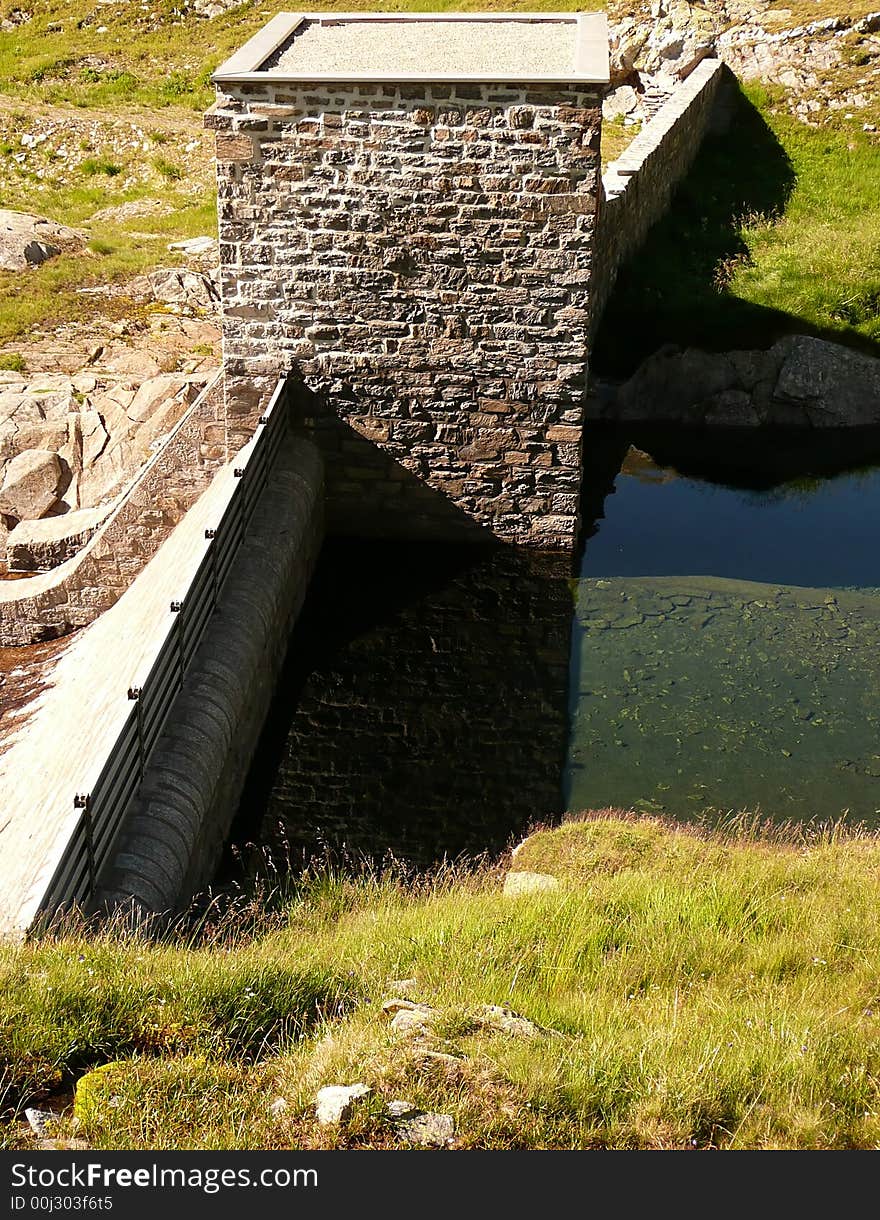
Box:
(0, 0, 877, 374)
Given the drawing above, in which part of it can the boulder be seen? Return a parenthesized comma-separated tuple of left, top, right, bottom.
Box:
(0, 448, 64, 521)
(503, 870, 560, 896)
(7, 504, 110, 571)
(0, 209, 83, 272)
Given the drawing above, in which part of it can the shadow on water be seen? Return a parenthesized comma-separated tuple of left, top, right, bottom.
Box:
(592, 75, 880, 378)
(226, 538, 575, 878)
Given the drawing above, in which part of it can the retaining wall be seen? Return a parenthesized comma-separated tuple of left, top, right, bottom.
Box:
(93, 436, 324, 917)
(0, 371, 226, 646)
(591, 58, 728, 333)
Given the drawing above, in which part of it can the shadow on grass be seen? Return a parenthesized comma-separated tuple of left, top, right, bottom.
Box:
(592, 76, 880, 377)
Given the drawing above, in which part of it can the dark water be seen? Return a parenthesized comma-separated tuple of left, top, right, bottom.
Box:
(569, 427, 880, 825)
(230, 425, 880, 874)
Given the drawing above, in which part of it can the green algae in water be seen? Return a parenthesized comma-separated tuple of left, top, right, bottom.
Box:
(566, 575, 880, 825)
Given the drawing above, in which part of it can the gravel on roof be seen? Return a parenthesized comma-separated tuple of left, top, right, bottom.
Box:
(272, 19, 577, 78)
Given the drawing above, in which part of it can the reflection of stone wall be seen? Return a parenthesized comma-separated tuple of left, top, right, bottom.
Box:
(210, 79, 604, 551)
(237, 541, 573, 869)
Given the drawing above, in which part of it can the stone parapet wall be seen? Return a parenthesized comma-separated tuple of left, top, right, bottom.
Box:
(94, 437, 324, 917)
(591, 58, 727, 331)
(0, 371, 226, 646)
(210, 78, 604, 552)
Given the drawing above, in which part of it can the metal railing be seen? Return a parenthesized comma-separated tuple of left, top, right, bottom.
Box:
(36, 377, 291, 918)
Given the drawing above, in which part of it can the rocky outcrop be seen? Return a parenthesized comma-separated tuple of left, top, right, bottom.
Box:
(0, 209, 83, 272)
(6, 505, 110, 572)
(608, 336, 880, 427)
(605, 3, 879, 130)
(0, 370, 211, 566)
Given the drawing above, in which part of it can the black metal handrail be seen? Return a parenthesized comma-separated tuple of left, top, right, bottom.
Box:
(37, 377, 290, 917)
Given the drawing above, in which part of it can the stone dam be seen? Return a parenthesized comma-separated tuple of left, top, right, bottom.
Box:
(0, 11, 733, 932)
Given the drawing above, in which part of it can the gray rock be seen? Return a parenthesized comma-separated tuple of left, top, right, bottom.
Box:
(503, 870, 560, 896)
(774, 336, 880, 427)
(24, 1108, 60, 1138)
(394, 1111, 455, 1147)
(473, 1004, 543, 1039)
(314, 1083, 370, 1126)
(0, 448, 64, 520)
(386, 1099, 419, 1119)
(7, 503, 109, 571)
(383, 999, 441, 1037)
(603, 85, 639, 122)
(614, 337, 880, 428)
(0, 209, 82, 272)
(268, 1096, 288, 1118)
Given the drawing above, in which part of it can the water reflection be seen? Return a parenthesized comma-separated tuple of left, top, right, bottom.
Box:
(231, 540, 574, 872)
(569, 426, 880, 825)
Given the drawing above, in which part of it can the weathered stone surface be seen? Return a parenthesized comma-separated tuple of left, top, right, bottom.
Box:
(502, 870, 561, 896)
(315, 1083, 371, 1126)
(603, 85, 639, 121)
(7, 504, 110, 572)
(394, 1111, 455, 1147)
(608, 336, 880, 428)
(25, 1108, 60, 1138)
(214, 77, 604, 551)
(0, 448, 63, 520)
(0, 209, 82, 272)
(384, 999, 441, 1037)
(473, 1004, 543, 1038)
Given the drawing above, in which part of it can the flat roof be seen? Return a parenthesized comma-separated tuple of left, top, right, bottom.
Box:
(213, 12, 610, 85)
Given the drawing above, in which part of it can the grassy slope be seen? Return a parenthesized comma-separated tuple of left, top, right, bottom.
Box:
(1, 0, 878, 354)
(4, 816, 880, 1150)
(594, 78, 880, 373)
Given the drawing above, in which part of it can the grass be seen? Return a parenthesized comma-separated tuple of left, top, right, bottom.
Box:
(594, 80, 880, 374)
(0, 351, 25, 371)
(5, 815, 880, 1150)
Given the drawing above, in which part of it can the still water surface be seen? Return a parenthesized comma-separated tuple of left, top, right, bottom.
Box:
(569, 428, 880, 824)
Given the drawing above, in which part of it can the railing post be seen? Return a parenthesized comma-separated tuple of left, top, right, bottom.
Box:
(74, 792, 96, 897)
(206, 528, 218, 606)
(170, 600, 184, 686)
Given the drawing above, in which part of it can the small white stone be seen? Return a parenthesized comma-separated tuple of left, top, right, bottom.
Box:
(314, 1083, 371, 1126)
(502, 871, 560, 896)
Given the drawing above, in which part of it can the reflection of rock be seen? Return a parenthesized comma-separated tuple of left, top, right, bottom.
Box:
(0, 209, 83, 272)
(611, 337, 880, 428)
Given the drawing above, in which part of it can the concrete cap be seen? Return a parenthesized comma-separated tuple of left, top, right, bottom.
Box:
(213, 11, 610, 85)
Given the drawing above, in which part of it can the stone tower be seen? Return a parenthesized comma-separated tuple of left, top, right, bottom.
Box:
(209, 12, 609, 550)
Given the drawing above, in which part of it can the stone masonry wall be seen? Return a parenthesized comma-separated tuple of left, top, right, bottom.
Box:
(209, 79, 604, 551)
(591, 58, 727, 331)
(0, 372, 226, 645)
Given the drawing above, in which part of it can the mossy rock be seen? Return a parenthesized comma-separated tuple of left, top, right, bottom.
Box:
(73, 1061, 130, 1126)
